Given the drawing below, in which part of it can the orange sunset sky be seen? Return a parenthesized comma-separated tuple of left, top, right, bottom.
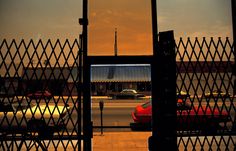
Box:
(0, 0, 233, 56)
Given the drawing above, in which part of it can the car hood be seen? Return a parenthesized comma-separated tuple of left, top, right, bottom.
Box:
(25, 105, 69, 118)
(0, 105, 69, 120)
(134, 103, 152, 116)
(135, 103, 229, 117)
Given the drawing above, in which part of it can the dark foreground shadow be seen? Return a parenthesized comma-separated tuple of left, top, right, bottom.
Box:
(130, 122, 234, 136)
(130, 123, 152, 131)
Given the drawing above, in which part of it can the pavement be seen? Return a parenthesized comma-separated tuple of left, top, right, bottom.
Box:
(92, 132, 151, 151)
(43, 132, 151, 151)
(1, 132, 152, 151)
(2, 95, 235, 150)
(92, 97, 151, 150)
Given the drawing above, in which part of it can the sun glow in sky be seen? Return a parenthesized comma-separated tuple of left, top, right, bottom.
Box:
(0, 0, 233, 56)
(89, 0, 152, 55)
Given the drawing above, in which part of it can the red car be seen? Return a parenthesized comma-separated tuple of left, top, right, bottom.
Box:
(131, 99, 230, 131)
(27, 90, 53, 99)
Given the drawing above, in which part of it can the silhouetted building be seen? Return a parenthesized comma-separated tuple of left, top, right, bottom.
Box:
(7, 61, 234, 96)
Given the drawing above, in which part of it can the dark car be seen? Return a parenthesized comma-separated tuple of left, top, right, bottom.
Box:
(131, 99, 230, 131)
(108, 89, 145, 99)
(0, 88, 15, 97)
(27, 90, 53, 99)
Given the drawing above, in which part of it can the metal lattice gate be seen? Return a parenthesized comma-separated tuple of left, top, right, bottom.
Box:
(0, 39, 83, 150)
(0, 38, 236, 150)
(176, 37, 236, 150)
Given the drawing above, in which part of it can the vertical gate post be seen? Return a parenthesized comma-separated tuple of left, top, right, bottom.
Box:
(231, 0, 236, 79)
(231, 0, 236, 131)
(232, 0, 236, 51)
(151, 31, 176, 150)
(81, 0, 92, 150)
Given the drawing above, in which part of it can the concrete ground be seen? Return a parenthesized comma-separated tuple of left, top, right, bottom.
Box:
(92, 132, 151, 151)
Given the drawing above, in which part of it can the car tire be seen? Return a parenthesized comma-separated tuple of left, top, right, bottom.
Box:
(27, 119, 46, 132)
(27, 120, 54, 138)
(38, 127, 54, 139)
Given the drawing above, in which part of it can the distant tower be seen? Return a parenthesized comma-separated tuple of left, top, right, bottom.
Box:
(114, 28, 118, 56)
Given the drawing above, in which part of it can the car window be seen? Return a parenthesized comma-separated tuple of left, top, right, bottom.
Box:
(12, 101, 35, 111)
(121, 89, 137, 94)
(121, 90, 129, 93)
(0, 98, 35, 112)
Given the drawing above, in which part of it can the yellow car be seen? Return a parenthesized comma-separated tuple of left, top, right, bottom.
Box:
(0, 98, 70, 137)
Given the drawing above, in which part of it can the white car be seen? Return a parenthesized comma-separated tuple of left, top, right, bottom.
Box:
(0, 98, 70, 137)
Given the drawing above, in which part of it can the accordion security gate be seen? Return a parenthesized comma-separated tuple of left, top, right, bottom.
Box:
(0, 39, 83, 150)
(176, 37, 236, 150)
(0, 37, 235, 150)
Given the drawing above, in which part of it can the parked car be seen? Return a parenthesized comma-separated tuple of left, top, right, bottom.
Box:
(27, 90, 53, 99)
(176, 91, 190, 99)
(0, 98, 70, 137)
(131, 99, 230, 131)
(204, 90, 230, 98)
(0, 89, 15, 97)
(108, 89, 145, 99)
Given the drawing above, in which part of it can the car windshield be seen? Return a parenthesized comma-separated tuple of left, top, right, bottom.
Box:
(12, 101, 35, 111)
(0, 99, 35, 112)
(121, 89, 137, 94)
(142, 102, 151, 109)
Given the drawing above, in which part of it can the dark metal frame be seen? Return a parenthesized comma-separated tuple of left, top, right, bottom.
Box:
(231, 0, 236, 132)
(80, 0, 92, 150)
(81, 0, 176, 150)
